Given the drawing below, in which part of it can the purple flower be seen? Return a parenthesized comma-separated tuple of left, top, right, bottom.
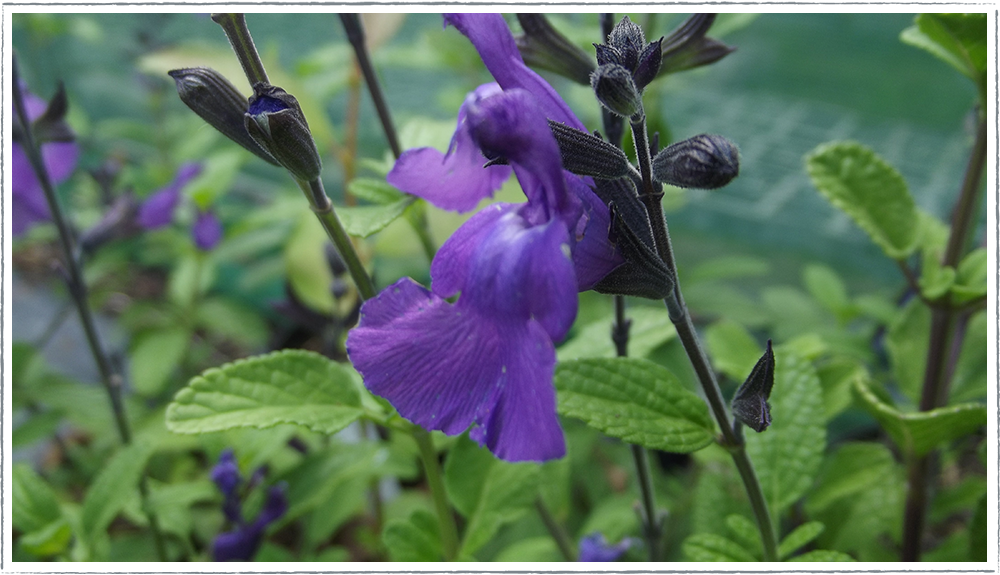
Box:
(578, 532, 635, 562)
(348, 15, 623, 463)
(12, 87, 79, 238)
(210, 450, 288, 562)
(137, 162, 202, 229)
(192, 209, 223, 251)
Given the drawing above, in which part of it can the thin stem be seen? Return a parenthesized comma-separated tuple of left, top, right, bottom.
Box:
(630, 444, 662, 561)
(901, 117, 987, 562)
(414, 429, 460, 561)
(339, 13, 402, 158)
(211, 14, 269, 86)
(626, 114, 778, 561)
(12, 57, 168, 562)
(535, 497, 576, 561)
(296, 178, 377, 301)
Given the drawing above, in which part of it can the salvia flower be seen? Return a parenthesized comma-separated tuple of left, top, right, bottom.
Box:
(192, 209, 223, 251)
(12, 84, 79, 237)
(348, 13, 624, 462)
(137, 162, 202, 229)
(578, 532, 636, 561)
(210, 449, 288, 562)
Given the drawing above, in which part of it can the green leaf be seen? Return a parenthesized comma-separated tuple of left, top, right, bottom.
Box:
(683, 533, 757, 561)
(802, 264, 852, 320)
(918, 243, 956, 300)
(704, 319, 762, 381)
(951, 311, 987, 402)
(81, 439, 155, 539)
(493, 537, 562, 561)
(815, 358, 863, 421)
(166, 349, 363, 434)
(347, 177, 405, 204)
(778, 521, 825, 559)
(338, 197, 416, 238)
(853, 375, 986, 457)
(557, 307, 675, 360)
(886, 299, 929, 404)
(285, 212, 336, 313)
(555, 358, 715, 452)
(805, 141, 919, 259)
(13, 464, 63, 533)
(456, 441, 540, 557)
(13, 409, 64, 448)
(725, 514, 762, 558)
(952, 247, 987, 303)
(167, 253, 216, 309)
(900, 14, 987, 80)
(969, 494, 987, 561)
(195, 297, 270, 350)
(129, 326, 190, 396)
(578, 494, 641, 543)
(788, 549, 855, 561)
(383, 509, 442, 561)
(444, 434, 495, 518)
(19, 517, 72, 557)
(745, 348, 825, 513)
(806, 442, 897, 513)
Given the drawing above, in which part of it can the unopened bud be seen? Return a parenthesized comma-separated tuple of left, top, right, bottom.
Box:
(632, 38, 663, 91)
(731, 340, 775, 433)
(169, 68, 279, 167)
(651, 134, 739, 189)
(548, 121, 632, 179)
(591, 64, 641, 118)
(245, 83, 322, 181)
(607, 16, 645, 71)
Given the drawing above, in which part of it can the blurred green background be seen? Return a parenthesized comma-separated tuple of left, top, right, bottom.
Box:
(13, 12, 979, 293)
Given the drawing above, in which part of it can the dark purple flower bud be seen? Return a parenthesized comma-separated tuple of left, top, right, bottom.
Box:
(255, 484, 288, 527)
(137, 162, 202, 229)
(547, 121, 632, 180)
(607, 16, 645, 71)
(578, 532, 635, 562)
(632, 37, 663, 91)
(514, 14, 595, 85)
(244, 83, 322, 181)
(211, 449, 242, 497)
(169, 68, 280, 166)
(591, 64, 641, 118)
(193, 209, 223, 251)
(651, 134, 739, 189)
(732, 340, 775, 433)
(212, 483, 287, 562)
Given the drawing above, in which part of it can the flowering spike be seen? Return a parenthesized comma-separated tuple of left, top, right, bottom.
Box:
(244, 83, 322, 181)
(651, 134, 739, 189)
(731, 340, 775, 433)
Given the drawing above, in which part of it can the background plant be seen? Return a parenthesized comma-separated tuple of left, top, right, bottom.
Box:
(10, 12, 987, 563)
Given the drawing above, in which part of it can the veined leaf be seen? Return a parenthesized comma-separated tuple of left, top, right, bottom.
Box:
(557, 307, 675, 360)
(684, 533, 757, 561)
(555, 358, 715, 452)
(347, 177, 405, 204)
(81, 439, 155, 539)
(778, 521, 825, 559)
(745, 348, 825, 513)
(166, 349, 363, 434)
(725, 514, 763, 557)
(805, 141, 919, 259)
(853, 375, 986, 457)
(900, 14, 987, 80)
(339, 197, 416, 238)
(383, 509, 442, 561)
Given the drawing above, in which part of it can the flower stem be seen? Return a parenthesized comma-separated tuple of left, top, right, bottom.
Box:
(212, 14, 269, 86)
(296, 178, 377, 301)
(413, 429, 460, 560)
(901, 116, 987, 562)
(11, 56, 168, 562)
(338, 13, 401, 158)
(535, 497, 576, 561)
(628, 112, 778, 562)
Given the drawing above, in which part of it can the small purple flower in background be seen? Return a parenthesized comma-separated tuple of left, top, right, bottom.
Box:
(210, 449, 287, 562)
(192, 209, 223, 251)
(137, 162, 202, 229)
(347, 14, 623, 463)
(578, 532, 636, 562)
(12, 85, 79, 237)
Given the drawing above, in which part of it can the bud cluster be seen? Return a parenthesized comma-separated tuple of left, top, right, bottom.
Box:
(590, 16, 662, 118)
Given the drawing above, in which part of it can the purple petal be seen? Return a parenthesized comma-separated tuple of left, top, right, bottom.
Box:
(444, 13, 586, 132)
(213, 526, 263, 562)
(211, 449, 242, 496)
(387, 84, 511, 213)
(578, 532, 635, 562)
(42, 142, 79, 183)
(430, 203, 511, 298)
(566, 178, 624, 290)
(12, 141, 79, 237)
(138, 185, 181, 229)
(193, 210, 223, 251)
(174, 162, 203, 186)
(253, 484, 288, 527)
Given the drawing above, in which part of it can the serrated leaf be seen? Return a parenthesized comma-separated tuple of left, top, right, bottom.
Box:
(725, 514, 762, 557)
(458, 443, 540, 557)
(13, 464, 63, 533)
(901, 14, 987, 80)
(853, 375, 986, 457)
(802, 264, 852, 320)
(705, 319, 761, 381)
(166, 350, 363, 434)
(347, 177, 405, 204)
(130, 326, 190, 396)
(745, 348, 825, 513)
(557, 307, 675, 360)
(806, 442, 897, 513)
(806, 141, 918, 259)
(952, 248, 987, 303)
(886, 299, 929, 404)
(81, 439, 155, 539)
(383, 509, 442, 561)
(555, 358, 715, 452)
(683, 533, 757, 562)
(778, 521, 825, 559)
(338, 197, 415, 238)
(788, 549, 855, 561)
